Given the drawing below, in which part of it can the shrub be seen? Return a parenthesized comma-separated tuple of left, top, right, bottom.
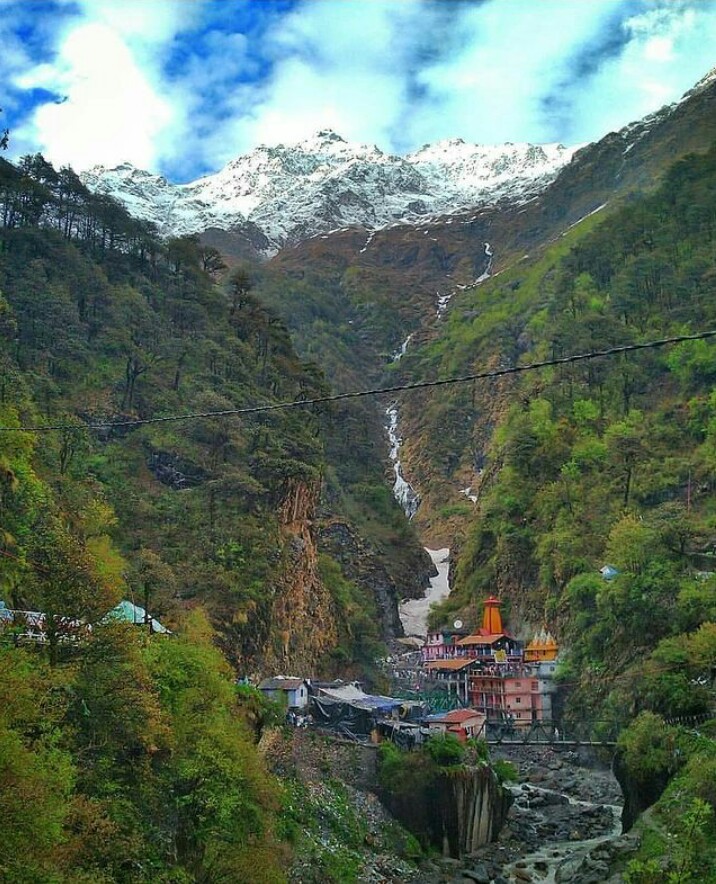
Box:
(424, 734, 465, 767)
(493, 759, 518, 783)
(618, 712, 683, 786)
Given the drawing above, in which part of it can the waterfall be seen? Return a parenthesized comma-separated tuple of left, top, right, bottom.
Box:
(391, 333, 413, 362)
(475, 241, 493, 284)
(385, 404, 420, 519)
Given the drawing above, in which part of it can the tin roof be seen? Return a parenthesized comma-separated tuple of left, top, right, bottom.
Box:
(317, 684, 402, 711)
(105, 600, 169, 633)
(426, 708, 484, 724)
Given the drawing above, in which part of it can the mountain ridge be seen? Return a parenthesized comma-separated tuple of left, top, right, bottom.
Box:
(80, 131, 578, 254)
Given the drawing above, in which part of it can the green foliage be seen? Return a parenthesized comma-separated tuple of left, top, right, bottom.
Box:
(278, 777, 376, 883)
(424, 733, 465, 767)
(378, 740, 438, 796)
(618, 713, 684, 787)
(417, 143, 716, 726)
(492, 759, 518, 783)
(0, 152, 376, 675)
(318, 555, 384, 667)
(0, 616, 289, 882)
(0, 650, 75, 882)
(626, 783, 716, 882)
(0, 151, 438, 878)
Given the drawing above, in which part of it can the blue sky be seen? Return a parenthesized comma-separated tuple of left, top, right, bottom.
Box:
(3, 0, 716, 181)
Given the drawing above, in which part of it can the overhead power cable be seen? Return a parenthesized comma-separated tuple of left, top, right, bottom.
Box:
(1, 328, 715, 433)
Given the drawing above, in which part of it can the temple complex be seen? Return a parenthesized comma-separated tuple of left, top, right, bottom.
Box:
(421, 596, 560, 729)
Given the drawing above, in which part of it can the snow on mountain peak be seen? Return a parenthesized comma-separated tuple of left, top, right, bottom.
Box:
(80, 133, 581, 255)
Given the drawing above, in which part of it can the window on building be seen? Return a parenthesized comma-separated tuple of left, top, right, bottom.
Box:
(531, 681, 538, 690)
(515, 697, 521, 703)
(515, 681, 521, 687)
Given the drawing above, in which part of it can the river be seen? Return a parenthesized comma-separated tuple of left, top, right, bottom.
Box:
(447, 745, 629, 884)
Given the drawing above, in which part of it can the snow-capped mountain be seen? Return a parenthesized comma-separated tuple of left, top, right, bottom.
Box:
(81, 131, 579, 255)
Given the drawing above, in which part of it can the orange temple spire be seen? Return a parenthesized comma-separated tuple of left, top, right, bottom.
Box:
(482, 595, 503, 635)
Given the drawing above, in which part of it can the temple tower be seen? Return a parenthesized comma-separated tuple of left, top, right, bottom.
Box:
(482, 595, 503, 635)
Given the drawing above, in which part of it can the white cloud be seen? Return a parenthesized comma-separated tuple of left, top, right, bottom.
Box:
(213, 0, 421, 153)
(15, 21, 174, 170)
(403, 0, 627, 145)
(7, 0, 716, 179)
(8, 0, 200, 171)
(554, 1, 716, 142)
(74, 0, 200, 42)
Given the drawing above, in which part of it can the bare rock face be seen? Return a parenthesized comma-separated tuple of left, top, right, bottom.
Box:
(319, 519, 404, 641)
(263, 477, 339, 671)
(380, 764, 512, 857)
(217, 477, 340, 675)
(145, 449, 207, 489)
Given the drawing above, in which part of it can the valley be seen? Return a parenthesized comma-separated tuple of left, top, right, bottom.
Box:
(3, 54, 716, 884)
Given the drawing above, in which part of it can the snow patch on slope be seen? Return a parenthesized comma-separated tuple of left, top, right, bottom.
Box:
(399, 548, 450, 637)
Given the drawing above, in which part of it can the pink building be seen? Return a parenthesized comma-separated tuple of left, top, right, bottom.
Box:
(469, 669, 548, 727)
(421, 598, 560, 729)
(422, 627, 469, 662)
(430, 596, 523, 662)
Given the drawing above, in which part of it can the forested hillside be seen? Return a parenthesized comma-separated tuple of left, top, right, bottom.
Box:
(0, 152, 433, 672)
(405, 143, 716, 728)
(0, 153, 430, 880)
(6, 70, 716, 881)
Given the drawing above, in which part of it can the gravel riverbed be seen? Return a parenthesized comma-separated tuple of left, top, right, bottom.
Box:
(411, 745, 640, 884)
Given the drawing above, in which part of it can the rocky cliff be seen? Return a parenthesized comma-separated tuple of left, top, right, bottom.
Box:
(219, 476, 340, 674)
(319, 518, 436, 641)
(611, 748, 671, 833)
(381, 764, 512, 858)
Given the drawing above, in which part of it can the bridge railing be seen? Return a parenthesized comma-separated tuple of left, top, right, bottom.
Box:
(486, 719, 622, 745)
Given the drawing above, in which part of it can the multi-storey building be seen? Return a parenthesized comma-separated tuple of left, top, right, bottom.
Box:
(421, 595, 560, 729)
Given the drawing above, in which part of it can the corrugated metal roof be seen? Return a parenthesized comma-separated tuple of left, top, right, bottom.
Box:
(317, 685, 402, 711)
(105, 600, 169, 633)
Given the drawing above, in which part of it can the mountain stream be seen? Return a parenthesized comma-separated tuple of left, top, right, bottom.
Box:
(415, 747, 630, 883)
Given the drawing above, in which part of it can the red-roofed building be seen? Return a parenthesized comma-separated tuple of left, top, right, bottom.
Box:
(424, 708, 486, 741)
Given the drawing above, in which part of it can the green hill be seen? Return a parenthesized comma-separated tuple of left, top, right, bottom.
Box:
(0, 152, 434, 882)
(0, 153, 432, 675)
(404, 142, 716, 728)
